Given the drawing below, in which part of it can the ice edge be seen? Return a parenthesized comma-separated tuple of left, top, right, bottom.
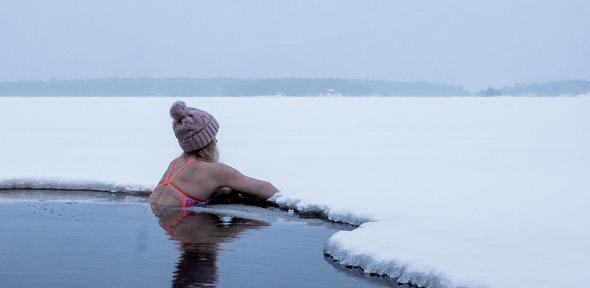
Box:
(0, 178, 153, 195)
(324, 234, 457, 288)
(271, 193, 457, 288)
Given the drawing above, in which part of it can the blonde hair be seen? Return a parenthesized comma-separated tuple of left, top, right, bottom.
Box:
(184, 139, 219, 162)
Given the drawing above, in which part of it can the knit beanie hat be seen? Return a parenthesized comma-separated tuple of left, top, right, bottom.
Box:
(170, 101, 220, 152)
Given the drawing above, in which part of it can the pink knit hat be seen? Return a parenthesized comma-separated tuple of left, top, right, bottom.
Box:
(170, 101, 220, 152)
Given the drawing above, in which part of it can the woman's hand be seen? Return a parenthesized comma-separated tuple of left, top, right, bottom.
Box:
(210, 186, 236, 204)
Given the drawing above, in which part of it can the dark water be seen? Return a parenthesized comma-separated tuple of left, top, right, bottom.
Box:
(0, 191, 403, 288)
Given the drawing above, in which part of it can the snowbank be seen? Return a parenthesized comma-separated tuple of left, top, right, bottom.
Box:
(1, 96, 588, 287)
(0, 178, 151, 194)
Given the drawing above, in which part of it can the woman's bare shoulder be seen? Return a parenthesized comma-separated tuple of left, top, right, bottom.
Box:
(198, 161, 240, 178)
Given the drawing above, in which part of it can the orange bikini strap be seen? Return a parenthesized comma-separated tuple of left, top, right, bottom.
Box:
(164, 159, 177, 184)
(159, 158, 208, 206)
(163, 158, 195, 184)
(168, 158, 195, 181)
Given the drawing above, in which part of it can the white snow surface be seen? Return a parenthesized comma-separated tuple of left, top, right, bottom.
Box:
(1, 96, 589, 287)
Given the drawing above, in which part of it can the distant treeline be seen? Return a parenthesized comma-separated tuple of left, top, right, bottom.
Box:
(479, 80, 590, 96)
(2, 78, 588, 96)
(0, 78, 467, 96)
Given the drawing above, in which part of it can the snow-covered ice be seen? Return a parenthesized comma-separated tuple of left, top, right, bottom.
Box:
(1, 96, 589, 287)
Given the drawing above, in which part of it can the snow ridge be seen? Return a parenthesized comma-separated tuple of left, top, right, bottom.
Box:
(269, 193, 372, 226)
(0, 178, 153, 195)
(324, 228, 453, 288)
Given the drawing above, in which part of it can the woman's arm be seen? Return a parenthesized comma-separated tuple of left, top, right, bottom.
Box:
(210, 163, 278, 200)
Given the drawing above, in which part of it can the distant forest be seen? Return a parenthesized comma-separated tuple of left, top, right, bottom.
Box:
(0, 78, 588, 96)
(479, 80, 590, 96)
(0, 78, 466, 96)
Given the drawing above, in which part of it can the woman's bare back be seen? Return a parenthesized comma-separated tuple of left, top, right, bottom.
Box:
(148, 155, 219, 206)
(148, 155, 278, 207)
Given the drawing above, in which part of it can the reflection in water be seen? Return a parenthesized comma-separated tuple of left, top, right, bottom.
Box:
(150, 205, 269, 288)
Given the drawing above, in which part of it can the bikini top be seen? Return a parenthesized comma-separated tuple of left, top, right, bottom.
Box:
(158, 158, 209, 207)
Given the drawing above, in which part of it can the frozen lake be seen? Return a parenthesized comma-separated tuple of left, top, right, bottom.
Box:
(1, 96, 589, 287)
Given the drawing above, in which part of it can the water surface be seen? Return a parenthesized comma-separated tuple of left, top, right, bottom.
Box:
(0, 190, 404, 287)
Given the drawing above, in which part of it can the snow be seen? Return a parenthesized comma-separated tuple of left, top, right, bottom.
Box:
(1, 96, 589, 287)
(0, 178, 151, 194)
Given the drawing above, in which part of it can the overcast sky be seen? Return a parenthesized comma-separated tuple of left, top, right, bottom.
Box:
(1, 0, 588, 90)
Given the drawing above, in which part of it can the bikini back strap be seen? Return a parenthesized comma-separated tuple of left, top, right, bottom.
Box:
(162, 158, 195, 185)
(158, 158, 208, 206)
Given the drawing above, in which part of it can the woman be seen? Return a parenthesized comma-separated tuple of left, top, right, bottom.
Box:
(148, 101, 279, 207)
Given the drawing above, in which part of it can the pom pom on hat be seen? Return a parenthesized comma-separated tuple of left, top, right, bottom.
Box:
(170, 101, 189, 121)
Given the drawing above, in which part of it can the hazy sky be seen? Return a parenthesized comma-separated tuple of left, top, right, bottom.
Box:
(1, 0, 588, 90)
